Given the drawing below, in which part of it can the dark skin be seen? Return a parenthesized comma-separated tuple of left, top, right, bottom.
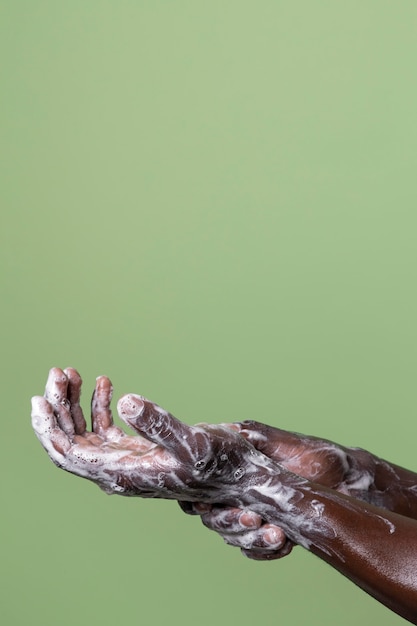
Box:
(186, 421, 417, 557)
(32, 368, 417, 624)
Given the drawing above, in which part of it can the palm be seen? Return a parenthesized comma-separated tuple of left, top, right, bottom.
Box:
(31, 368, 272, 503)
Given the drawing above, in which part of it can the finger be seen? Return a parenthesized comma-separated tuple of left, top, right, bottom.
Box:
(31, 396, 71, 462)
(178, 501, 198, 515)
(64, 368, 87, 435)
(236, 420, 304, 462)
(44, 368, 75, 437)
(178, 501, 211, 516)
(201, 507, 262, 533)
(117, 394, 208, 464)
(178, 501, 213, 516)
(241, 539, 294, 561)
(221, 524, 287, 551)
(91, 376, 114, 434)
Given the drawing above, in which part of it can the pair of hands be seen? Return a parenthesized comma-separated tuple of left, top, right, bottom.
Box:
(32, 368, 370, 560)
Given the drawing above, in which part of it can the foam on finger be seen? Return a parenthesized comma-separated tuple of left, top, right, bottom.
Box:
(201, 507, 262, 532)
(222, 524, 287, 551)
(117, 393, 199, 463)
(64, 367, 87, 435)
(31, 396, 71, 463)
(44, 368, 75, 437)
(91, 375, 114, 433)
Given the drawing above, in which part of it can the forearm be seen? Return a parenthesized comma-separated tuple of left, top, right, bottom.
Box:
(241, 471, 417, 623)
(311, 492, 417, 623)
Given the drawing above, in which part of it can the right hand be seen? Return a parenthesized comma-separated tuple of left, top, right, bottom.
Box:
(182, 420, 375, 559)
(32, 369, 294, 506)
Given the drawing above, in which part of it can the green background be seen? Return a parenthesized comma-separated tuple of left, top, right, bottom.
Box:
(2, 1, 417, 624)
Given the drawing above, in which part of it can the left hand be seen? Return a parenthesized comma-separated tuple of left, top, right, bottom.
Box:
(180, 419, 379, 560)
(179, 500, 292, 559)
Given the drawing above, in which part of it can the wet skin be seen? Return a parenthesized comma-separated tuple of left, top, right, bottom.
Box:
(32, 368, 417, 624)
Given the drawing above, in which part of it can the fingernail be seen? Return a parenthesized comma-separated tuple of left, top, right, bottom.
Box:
(239, 511, 261, 529)
(264, 527, 285, 548)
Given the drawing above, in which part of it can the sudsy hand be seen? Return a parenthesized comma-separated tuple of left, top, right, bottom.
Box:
(183, 420, 379, 559)
(31, 366, 292, 555)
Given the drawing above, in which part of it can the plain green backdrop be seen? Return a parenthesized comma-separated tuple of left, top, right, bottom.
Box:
(1, 1, 417, 624)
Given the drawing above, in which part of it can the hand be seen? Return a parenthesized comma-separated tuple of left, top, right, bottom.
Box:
(182, 420, 375, 559)
(32, 367, 157, 495)
(31, 368, 279, 504)
(179, 500, 294, 560)
(236, 421, 374, 493)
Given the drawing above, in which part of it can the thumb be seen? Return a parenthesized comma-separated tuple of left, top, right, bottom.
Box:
(117, 394, 210, 466)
